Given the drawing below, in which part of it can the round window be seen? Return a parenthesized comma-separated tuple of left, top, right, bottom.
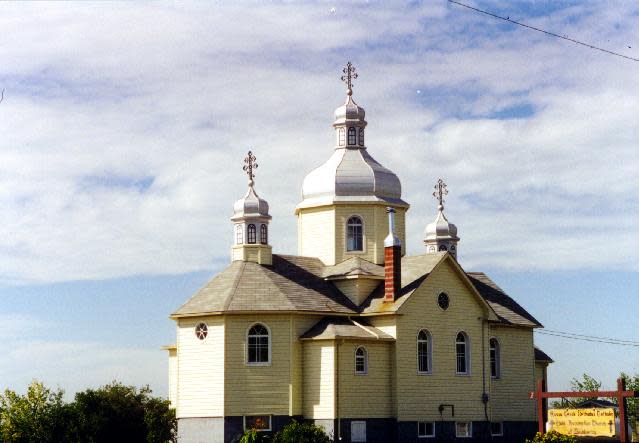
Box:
(195, 322, 208, 340)
(437, 292, 450, 310)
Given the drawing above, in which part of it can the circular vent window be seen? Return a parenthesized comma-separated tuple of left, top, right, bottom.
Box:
(195, 322, 208, 340)
(437, 292, 450, 310)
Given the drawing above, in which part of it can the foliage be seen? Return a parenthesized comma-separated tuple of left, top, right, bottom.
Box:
(237, 420, 330, 443)
(0, 380, 75, 443)
(0, 380, 175, 443)
(271, 421, 330, 443)
(620, 372, 639, 419)
(551, 373, 604, 408)
(525, 431, 578, 443)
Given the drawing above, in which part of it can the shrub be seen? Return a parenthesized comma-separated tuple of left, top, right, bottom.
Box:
(525, 431, 578, 443)
(272, 420, 330, 443)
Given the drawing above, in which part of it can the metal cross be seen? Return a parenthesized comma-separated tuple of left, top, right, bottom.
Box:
(433, 179, 448, 208)
(243, 150, 258, 184)
(340, 61, 358, 95)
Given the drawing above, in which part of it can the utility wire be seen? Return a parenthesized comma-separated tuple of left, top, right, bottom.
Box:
(536, 330, 639, 348)
(448, 0, 639, 63)
(543, 329, 639, 345)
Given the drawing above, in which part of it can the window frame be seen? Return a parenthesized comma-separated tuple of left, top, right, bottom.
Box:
(351, 420, 367, 442)
(260, 224, 268, 245)
(346, 215, 364, 252)
(243, 415, 272, 432)
(455, 421, 472, 438)
(347, 126, 357, 145)
(194, 322, 208, 341)
(417, 329, 433, 375)
(417, 421, 435, 438)
(247, 224, 257, 244)
(354, 346, 368, 375)
(455, 331, 470, 375)
(490, 422, 503, 437)
(235, 224, 244, 245)
(246, 323, 271, 366)
(339, 127, 345, 146)
(490, 337, 501, 379)
(358, 127, 365, 146)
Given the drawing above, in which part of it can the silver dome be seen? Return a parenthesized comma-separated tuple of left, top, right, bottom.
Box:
(232, 185, 271, 221)
(424, 209, 458, 241)
(333, 95, 366, 125)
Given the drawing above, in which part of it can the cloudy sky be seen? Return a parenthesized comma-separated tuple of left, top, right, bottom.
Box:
(1, 1, 638, 398)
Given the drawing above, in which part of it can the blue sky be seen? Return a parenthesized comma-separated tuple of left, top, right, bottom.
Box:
(1, 1, 638, 398)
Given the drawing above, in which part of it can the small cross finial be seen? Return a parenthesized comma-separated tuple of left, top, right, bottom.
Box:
(433, 179, 448, 210)
(243, 150, 258, 186)
(340, 61, 358, 96)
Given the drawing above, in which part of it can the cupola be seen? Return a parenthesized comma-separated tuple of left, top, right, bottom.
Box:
(424, 179, 460, 259)
(231, 151, 272, 265)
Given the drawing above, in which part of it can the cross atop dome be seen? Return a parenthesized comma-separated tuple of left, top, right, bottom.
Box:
(433, 178, 448, 211)
(243, 150, 258, 186)
(340, 61, 358, 96)
(424, 178, 459, 259)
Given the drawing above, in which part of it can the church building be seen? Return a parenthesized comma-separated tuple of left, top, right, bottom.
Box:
(165, 63, 553, 443)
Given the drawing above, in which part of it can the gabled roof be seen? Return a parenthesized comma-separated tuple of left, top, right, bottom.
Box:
(467, 273, 542, 327)
(322, 256, 384, 279)
(300, 316, 394, 341)
(534, 346, 554, 363)
(172, 255, 357, 317)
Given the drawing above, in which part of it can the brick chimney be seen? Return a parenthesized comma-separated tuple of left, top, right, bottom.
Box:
(384, 207, 402, 302)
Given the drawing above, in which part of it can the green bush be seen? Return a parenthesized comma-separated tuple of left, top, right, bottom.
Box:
(272, 420, 330, 443)
(525, 431, 578, 443)
(238, 429, 271, 443)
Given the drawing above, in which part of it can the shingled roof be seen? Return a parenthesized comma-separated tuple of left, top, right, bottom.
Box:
(300, 316, 394, 341)
(322, 256, 384, 279)
(534, 346, 554, 362)
(172, 254, 358, 317)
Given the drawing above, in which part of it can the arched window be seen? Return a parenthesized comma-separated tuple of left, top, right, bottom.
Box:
(347, 216, 363, 251)
(358, 128, 365, 146)
(260, 224, 268, 245)
(355, 347, 368, 374)
(439, 244, 448, 252)
(490, 338, 500, 379)
(417, 330, 432, 374)
(247, 324, 270, 365)
(247, 224, 256, 244)
(235, 225, 243, 244)
(348, 127, 356, 145)
(456, 332, 470, 375)
(339, 128, 345, 146)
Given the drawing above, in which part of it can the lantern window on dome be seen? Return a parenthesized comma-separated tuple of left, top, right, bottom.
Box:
(439, 244, 447, 252)
(247, 224, 257, 244)
(358, 128, 364, 146)
(339, 128, 345, 146)
(348, 127, 356, 145)
(260, 225, 268, 244)
(347, 216, 363, 251)
(235, 225, 244, 245)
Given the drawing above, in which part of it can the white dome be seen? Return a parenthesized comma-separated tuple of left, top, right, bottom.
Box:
(424, 209, 458, 241)
(333, 95, 366, 125)
(232, 185, 271, 221)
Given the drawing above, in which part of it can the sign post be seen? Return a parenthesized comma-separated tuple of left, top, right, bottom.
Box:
(532, 378, 637, 443)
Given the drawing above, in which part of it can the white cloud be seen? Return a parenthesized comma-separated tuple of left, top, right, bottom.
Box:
(1, 1, 638, 283)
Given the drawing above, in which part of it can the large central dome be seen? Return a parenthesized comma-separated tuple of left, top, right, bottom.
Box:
(296, 92, 407, 211)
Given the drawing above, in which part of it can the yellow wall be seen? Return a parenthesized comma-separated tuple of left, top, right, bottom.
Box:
(488, 325, 536, 421)
(297, 204, 405, 266)
(333, 278, 381, 306)
(337, 341, 394, 418)
(534, 361, 549, 420)
(176, 316, 225, 418)
(168, 349, 177, 408)
(303, 340, 335, 419)
(395, 259, 489, 421)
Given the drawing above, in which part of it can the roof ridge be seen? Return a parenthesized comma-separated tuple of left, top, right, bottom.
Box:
(351, 318, 379, 339)
(223, 261, 246, 311)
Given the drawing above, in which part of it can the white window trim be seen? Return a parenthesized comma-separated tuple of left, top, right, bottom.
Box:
(355, 346, 368, 375)
(417, 329, 433, 375)
(417, 421, 435, 438)
(351, 420, 367, 442)
(243, 415, 272, 432)
(455, 331, 471, 376)
(345, 214, 366, 254)
(455, 421, 473, 438)
(246, 323, 272, 366)
(490, 421, 503, 437)
(490, 337, 501, 379)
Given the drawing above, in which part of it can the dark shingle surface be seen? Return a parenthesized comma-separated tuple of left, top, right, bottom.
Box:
(172, 255, 357, 316)
(467, 272, 542, 327)
(300, 316, 394, 341)
(534, 346, 554, 362)
(322, 256, 384, 279)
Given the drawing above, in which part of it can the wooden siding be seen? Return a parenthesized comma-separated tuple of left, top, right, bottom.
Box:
(303, 340, 335, 419)
(333, 278, 381, 306)
(298, 207, 335, 265)
(534, 361, 548, 420)
(369, 315, 397, 339)
(224, 314, 293, 416)
(176, 316, 224, 418)
(395, 259, 489, 421)
(337, 341, 394, 418)
(293, 315, 326, 415)
(168, 349, 177, 408)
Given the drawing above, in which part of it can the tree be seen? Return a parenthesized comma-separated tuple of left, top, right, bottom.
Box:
(551, 373, 604, 408)
(73, 381, 176, 443)
(0, 380, 75, 443)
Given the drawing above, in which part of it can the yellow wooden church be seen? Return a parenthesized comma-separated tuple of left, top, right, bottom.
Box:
(165, 64, 553, 443)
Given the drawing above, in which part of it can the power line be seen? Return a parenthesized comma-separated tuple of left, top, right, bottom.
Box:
(447, 0, 639, 63)
(543, 329, 639, 345)
(536, 330, 639, 348)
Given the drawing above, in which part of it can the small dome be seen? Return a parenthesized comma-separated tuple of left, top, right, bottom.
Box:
(424, 210, 458, 241)
(333, 95, 366, 126)
(232, 185, 271, 221)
